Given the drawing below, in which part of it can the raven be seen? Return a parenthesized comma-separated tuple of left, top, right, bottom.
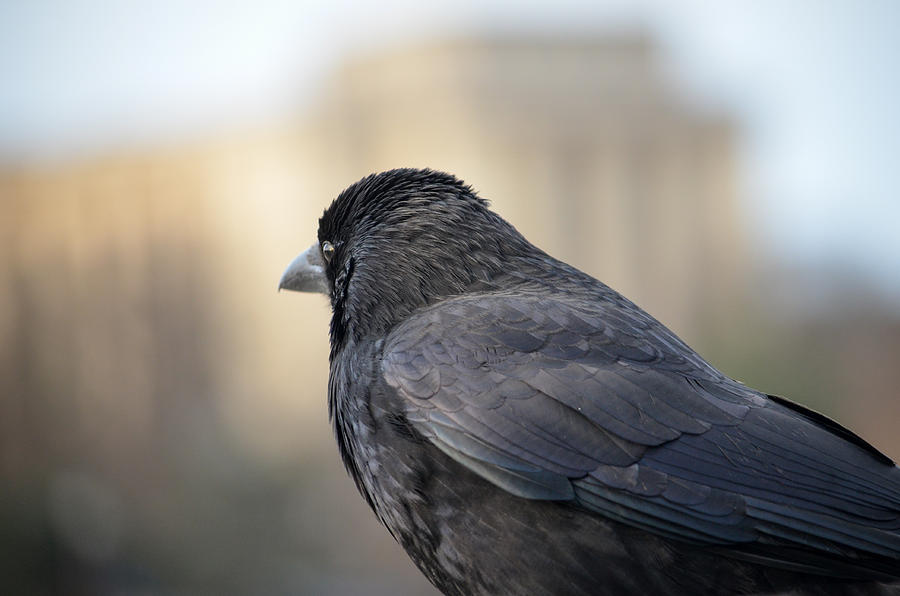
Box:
(279, 169, 900, 595)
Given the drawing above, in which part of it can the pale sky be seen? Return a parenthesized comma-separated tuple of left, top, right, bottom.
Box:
(1, 0, 898, 297)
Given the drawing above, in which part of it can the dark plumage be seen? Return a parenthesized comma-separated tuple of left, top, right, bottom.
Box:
(279, 168, 900, 595)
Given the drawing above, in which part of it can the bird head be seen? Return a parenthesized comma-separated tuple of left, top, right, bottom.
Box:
(279, 168, 533, 351)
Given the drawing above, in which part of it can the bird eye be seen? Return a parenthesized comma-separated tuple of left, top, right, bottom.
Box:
(321, 241, 335, 263)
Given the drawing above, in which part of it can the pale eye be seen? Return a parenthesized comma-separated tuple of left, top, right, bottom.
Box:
(321, 241, 335, 263)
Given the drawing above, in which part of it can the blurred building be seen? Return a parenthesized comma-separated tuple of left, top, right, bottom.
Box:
(1, 35, 750, 478)
(310, 36, 747, 336)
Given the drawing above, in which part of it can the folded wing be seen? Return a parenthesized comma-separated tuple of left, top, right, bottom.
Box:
(381, 292, 900, 580)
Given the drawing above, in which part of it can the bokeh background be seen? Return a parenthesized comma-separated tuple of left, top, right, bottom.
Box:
(2, 2, 899, 594)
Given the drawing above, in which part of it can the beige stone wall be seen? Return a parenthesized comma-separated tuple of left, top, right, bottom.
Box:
(1, 36, 749, 470)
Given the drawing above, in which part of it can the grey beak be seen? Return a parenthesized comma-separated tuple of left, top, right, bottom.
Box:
(278, 243, 329, 294)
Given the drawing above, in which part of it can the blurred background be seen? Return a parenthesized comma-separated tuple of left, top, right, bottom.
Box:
(2, 1, 899, 594)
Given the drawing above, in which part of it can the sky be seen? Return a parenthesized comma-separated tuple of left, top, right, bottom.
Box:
(1, 0, 898, 297)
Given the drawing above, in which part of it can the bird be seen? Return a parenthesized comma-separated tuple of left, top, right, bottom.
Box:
(279, 168, 900, 595)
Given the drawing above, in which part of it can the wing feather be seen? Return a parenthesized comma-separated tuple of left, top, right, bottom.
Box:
(381, 292, 900, 578)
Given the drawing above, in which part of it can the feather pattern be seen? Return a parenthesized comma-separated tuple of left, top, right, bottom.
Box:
(382, 292, 900, 580)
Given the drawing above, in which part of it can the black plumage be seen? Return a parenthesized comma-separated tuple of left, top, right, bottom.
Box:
(279, 168, 900, 595)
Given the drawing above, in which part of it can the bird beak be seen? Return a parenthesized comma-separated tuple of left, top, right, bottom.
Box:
(278, 243, 329, 294)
